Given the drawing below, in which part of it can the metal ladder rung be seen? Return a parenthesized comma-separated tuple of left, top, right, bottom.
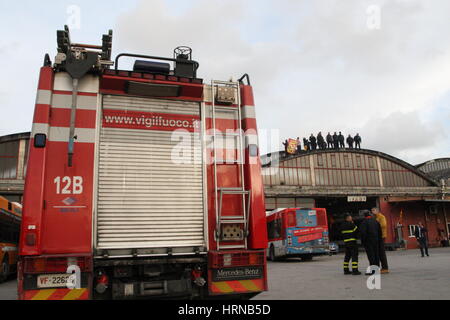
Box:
(218, 188, 249, 194)
(213, 160, 243, 165)
(220, 215, 246, 220)
(220, 219, 246, 224)
(218, 244, 247, 250)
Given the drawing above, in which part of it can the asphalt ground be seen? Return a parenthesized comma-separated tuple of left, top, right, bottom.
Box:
(1, 247, 449, 300)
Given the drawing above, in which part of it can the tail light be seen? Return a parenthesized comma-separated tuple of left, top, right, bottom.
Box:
(287, 236, 293, 246)
(95, 271, 109, 294)
(23, 256, 92, 274)
(191, 267, 206, 287)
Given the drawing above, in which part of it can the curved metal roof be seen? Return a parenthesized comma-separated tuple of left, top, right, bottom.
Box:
(416, 158, 450, 181)
(262, 148, 439, 186)
(0, 132, 30, 144)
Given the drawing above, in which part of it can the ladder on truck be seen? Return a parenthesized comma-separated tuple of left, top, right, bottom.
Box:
(211, 80, 251, 250)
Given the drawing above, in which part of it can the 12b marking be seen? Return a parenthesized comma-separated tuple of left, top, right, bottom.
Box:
(54, 176, 83, 194)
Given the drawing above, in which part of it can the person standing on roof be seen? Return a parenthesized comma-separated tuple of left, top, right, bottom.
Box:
(341, 214, 361, 275)
(346, 135, 354, 149)
(303, 138, 310, 151)
(282, 139, 288, 153)
(296, 137, 302, 154)
(309, 134, 317, 151)
(326, 132, 333, 149)
(317, 132, 326, 150)
(333, 132, 339, 149)
(354, 134, 362, 149)
(338, 132, 345, 149)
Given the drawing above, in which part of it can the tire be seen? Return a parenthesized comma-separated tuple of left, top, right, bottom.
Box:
(301, 254, 313, 262)
(0, 255, 9, 283)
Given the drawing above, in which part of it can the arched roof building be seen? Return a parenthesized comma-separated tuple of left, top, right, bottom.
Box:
(262, 149, 449, 250)
(417, 158, 450, 183)
(0, 132, 30, 202)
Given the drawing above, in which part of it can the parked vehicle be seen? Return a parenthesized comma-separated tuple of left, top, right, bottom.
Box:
(0, 196, 21, 282)
(267, 208, 330, 261)
(18, 26, 268, 300)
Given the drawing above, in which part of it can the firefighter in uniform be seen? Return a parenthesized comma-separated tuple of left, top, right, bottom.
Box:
(341, 213, 361, 275)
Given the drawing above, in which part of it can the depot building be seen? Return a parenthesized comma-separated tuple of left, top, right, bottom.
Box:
(261, 149, 450, 250)
(1, 132, 449, 250)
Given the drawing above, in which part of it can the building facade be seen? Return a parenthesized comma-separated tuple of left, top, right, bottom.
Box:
(0, 132, 30, 203)
(262, 149, 450, 250)
(1, 131, 448, 250)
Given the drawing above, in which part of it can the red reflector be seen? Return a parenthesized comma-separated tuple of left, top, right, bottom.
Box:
(191, 269, 202, 280)
(25, 233, 36, 246)
(97, 274, 109, 285)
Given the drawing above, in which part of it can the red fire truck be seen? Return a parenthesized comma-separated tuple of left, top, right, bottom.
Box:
(18, 26, 268, 300)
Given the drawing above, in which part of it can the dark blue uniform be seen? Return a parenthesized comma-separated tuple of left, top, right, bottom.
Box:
(340, 221, 360, 274)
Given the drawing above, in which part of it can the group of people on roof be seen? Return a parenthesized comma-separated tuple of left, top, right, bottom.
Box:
(282, 132, 362, 155)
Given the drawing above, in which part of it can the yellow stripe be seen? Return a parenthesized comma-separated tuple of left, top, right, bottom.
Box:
(344, 238, 357, 242)
(239, 280, 261, 292)
(342, 227, 358, 234)
(213, 282, 234, 293)
(62, 289, 86, 300)
(32, 289, 56, 300)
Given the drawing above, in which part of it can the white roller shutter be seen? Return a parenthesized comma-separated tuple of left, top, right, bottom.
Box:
(96, 95, 205, 250)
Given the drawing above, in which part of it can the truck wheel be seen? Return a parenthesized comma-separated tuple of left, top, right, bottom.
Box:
(0, 255, 9, 283)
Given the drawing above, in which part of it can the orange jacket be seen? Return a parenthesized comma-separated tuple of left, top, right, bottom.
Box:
(376, 213, 387, 239)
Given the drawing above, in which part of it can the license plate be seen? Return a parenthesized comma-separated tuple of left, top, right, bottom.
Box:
(37, 274, 71, 288)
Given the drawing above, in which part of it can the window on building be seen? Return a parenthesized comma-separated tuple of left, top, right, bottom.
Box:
(356, 155, 362, 168)
(408, 225, 418, 238)
(0, 140, 19, 179)
(317, 155, 323, 167)
(368, 157, 375, 169)
(344, 155, 350, 168)
(331, 155, 337, 168)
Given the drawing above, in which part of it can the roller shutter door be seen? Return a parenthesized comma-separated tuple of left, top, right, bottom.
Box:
(96, 95, 204, 249)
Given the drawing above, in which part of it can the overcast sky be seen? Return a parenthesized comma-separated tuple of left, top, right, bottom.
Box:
(0, 0, 448, 165)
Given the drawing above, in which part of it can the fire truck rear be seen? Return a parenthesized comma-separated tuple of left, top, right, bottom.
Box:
(18, 26, 268, 300)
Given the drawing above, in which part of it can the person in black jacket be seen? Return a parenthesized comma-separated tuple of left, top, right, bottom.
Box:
(303, 138, 310, 151)
(326, 132, 333, 149)
(317, 132, 326, 150)
(332, 132, 339, 149)
(359, 211, 382, 275)
(340, 214, 361, 275)
(354, 133, 362, 149)
(415, 222, 430, 257)
(282, 139, 288, 153)
(309, 134, 317, 151)
(338, 132, 345, 149)
(346, 135, 354, 149)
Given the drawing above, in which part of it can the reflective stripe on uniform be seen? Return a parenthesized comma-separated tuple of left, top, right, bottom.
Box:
(342, 227, 358, 234)
(344, 238, 357, 242)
